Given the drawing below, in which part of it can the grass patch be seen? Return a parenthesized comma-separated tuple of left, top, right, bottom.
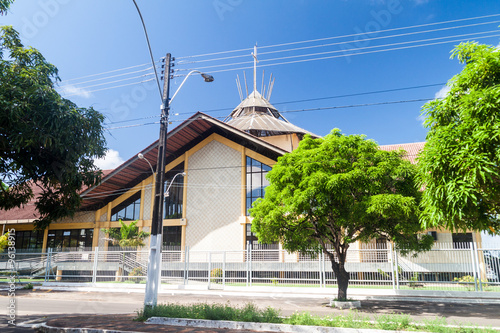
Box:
(136, 302, 281, 323)
(136, 302, 497, 333)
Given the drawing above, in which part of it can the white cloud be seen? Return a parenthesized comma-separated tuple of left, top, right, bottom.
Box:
(59, 84, 92, 98)
(434, 85, 450, 99)
(94, 149, 124, 170)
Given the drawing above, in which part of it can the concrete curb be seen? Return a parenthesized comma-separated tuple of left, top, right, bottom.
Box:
(145, 317, 427, 333)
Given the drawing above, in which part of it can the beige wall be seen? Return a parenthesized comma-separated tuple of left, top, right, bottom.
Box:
(260, 133, 300, 152)
(185, 139, 243, 251)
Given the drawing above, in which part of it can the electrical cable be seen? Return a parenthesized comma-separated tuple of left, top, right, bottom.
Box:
(175, 13, 500, 60)
(104, 97, 433, 131)
(178, 19, 500, 65)
(176, 31, 500, 73)
(60, 13, 500, 85)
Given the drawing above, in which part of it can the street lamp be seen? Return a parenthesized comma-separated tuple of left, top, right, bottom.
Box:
(144, 53, 213, 308)
(137, 153, 154, 176)
(164, 172, 186, 198)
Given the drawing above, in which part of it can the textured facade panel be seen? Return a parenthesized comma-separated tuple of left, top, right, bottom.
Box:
(186, 140, 243, 251)
(142, 226, 151, 247)
(55, 211, 95, 224)
(100, 212, 107, 222)
(143, 184, 153, 220)
(98, 229, 107, 248)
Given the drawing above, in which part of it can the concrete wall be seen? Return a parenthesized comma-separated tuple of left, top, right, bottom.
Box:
(186, 140, 243, 251)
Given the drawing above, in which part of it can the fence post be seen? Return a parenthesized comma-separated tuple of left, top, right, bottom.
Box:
(44, 248, 52, 282)
(469, 242, 478, 291)
(249, 243, 252, 287)
(394, 247, 400, 290)
(183, 245, 187, 285)
(389, 243, 396, 290)
(472, 241, 483, 291)
(208, 251, 212, 289)
(185, 246, 190, 285)
(318, 251, 323, 288)
(246, 242, 249, 287)
(223, 251, 226, 288)
(92, 247, 99, 284)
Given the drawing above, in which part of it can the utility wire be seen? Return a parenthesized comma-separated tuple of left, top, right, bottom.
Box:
(58, 13, 500, 86)
(104, 97, 433, 131)
(107, 82, 445, 124)
(190, 33, 500, 75)
(176, 31, 500, 73)
(178, 19, 500, 65)
(58, 66, 154, 88)
(175, 13, 500, 60)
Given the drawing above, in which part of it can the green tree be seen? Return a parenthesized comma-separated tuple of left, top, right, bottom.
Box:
(0, 0, 13, 15)
(418, 42, 500, 233)
(0, 232, 9, 250)
(0, 21, 106, 229)
(103, 219, 150, 247)
(250, 130, 433, 301)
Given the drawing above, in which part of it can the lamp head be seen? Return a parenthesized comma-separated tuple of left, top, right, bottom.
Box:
(201, 73, 214, 82)
(137, 153, 145, 159)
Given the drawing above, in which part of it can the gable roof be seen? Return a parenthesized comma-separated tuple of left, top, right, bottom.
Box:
(79, 112, 288, 211)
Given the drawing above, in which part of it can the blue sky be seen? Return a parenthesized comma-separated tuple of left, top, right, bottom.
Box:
(2, 0, 500, 169)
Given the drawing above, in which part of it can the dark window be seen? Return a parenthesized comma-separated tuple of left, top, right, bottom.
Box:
(47, 229, 93, 251)
(452, 233, 473, 249)
(246, 157, 271, 215)
(14, 230, 44, 252)
(111, 192, 141, 221)
(164, 163, 184, 219)
(246, 223, 259, 247)
(163, 226, 182, 249)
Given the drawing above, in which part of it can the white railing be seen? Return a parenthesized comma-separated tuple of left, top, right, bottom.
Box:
(1, 242, 499, 292)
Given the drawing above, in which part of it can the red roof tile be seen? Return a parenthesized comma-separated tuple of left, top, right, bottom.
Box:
(379, 142, 425, 164)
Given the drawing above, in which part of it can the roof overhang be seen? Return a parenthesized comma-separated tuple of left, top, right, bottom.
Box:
(79, 112, 287, 211)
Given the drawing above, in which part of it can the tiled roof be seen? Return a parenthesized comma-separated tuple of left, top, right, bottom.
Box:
(379, 142, 425, 164)
(0, 169, 113, 223)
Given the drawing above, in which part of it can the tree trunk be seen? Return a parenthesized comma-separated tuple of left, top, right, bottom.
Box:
(336, 262, 349, 301)
(329, 253, 349, 301)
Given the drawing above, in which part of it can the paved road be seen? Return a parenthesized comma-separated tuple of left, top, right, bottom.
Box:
(1, 288, 500, 331)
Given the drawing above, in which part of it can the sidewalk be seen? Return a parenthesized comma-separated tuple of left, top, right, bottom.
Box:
(11, 287, 500, 332)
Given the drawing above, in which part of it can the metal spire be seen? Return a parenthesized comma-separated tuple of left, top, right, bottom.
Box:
(252, 44, 258, 93)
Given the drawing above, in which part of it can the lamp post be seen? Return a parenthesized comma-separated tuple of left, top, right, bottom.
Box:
(137, 153, 154, 176)
(164, 172, 186, 198)
(144, 54, 213, 307)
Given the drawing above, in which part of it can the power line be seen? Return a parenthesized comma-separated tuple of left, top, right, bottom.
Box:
(178, 19, 500, 65)
(103, 82, 446, 126)
(104, 97, 433, 131)
(176, 31, 500, 73)
(60, 61, 157, 83)
(175, 13, 500, 60)
(58, 13, 500, 88)
(63, 78, 155, 97)
(58, 66, 153, 88)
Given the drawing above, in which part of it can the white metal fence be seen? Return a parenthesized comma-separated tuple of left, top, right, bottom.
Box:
(1, 242, 499, 292)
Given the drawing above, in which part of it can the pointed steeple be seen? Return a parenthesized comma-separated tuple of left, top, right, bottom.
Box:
(224, 45, 314, 140)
